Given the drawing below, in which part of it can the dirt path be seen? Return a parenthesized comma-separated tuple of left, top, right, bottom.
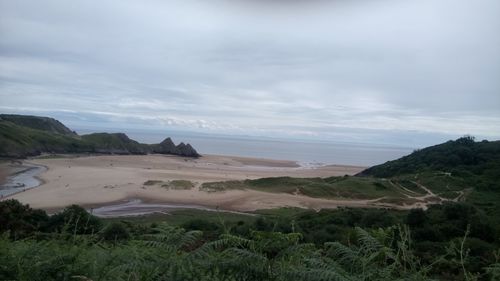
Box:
(375, 179, 468, 210)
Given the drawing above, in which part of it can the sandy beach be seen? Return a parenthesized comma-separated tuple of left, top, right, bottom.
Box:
(2, 154, 368, 212)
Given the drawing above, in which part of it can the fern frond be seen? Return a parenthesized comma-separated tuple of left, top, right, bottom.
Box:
(324, 241, 361, 269)
(355, 227, 383, 255)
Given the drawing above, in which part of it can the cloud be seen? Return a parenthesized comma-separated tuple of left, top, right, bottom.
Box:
(1, 0, 499, 146)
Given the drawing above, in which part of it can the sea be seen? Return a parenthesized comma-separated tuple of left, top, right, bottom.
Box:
(94, 130, 415, 167)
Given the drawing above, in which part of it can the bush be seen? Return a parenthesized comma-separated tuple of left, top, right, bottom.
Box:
(0, 199, 49, 238)
(47, 205, 102, 234)
(406, 208, 427, 227)
(100, 222, 130, 241)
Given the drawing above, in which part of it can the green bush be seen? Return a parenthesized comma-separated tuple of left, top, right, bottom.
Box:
(0, 199, 48, 238)
(47, 205, 102, 234)
(100, 222, 130, 241)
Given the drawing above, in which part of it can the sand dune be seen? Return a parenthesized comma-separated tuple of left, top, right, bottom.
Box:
(6, 154, 365, 212)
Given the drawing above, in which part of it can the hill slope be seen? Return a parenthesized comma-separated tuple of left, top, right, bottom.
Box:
(0, 114, 200, 158)
(357, 136, 500, 217)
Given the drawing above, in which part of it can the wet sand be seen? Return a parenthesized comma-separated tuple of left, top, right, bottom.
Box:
(91, 198, 255, 218)
(5, 154, 366, 212)
(0, 161, 24, 185)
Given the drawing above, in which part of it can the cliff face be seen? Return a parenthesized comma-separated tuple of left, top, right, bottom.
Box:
(0, 114, 200, 158)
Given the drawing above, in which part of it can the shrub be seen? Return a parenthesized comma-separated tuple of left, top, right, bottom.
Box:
(47, 205, 102, 234)
(0, 199, 49, 238)
(100, 222, 130, 241)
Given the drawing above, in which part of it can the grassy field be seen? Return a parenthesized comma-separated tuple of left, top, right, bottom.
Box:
(415, 172, 469, 193)
(200, 176, 406, 200)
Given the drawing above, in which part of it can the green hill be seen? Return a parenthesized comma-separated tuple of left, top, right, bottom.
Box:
(356, 136, 500, 220)
(0, 114, 200, 158)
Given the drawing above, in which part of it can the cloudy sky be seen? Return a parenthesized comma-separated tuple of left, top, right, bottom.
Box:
(1, 0, 499, 146)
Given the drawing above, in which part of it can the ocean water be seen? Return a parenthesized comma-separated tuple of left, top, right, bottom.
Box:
(122, 131, 414, 167)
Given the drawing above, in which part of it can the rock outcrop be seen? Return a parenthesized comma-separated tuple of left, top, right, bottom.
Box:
(176, 142, 200, 157)
(152, 137, 180, 154)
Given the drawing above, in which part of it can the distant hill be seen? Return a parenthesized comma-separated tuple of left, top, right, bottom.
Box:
(0, 114, 200, 158)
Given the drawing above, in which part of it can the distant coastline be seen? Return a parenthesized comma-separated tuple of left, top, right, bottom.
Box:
(0, 114, 200, 158)
(122, 131, 414, 166)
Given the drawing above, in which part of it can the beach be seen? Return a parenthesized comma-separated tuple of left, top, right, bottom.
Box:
(4, 154, 366, 212)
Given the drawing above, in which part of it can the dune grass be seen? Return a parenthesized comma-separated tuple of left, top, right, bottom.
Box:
(144, 179, 195, 190)
(199, 176, 405, 200)
(161, 180, 195, 190)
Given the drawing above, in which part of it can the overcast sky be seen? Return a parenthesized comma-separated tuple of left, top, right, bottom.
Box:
(1, 0, 499, 146)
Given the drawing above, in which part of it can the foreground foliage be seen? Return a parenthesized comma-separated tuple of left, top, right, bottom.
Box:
(1, 200, 499, 280)
(1, 224, 480, 281)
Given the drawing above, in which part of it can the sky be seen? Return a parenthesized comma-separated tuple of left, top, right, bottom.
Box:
(1, 0, 499, 147)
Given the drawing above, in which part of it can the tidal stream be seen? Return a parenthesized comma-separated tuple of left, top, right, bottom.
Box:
(91, 199, 254, 218)
(0, 163, 46, 198)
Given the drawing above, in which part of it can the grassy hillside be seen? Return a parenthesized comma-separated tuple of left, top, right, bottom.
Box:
(81, 133, 150, 154)
(0, 114, 200, 158)
(0, 120, 93, 157)
(358, 137, 500, 217)
(0, 114, 76, 136)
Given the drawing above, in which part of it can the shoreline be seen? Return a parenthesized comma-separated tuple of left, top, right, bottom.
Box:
(0, 162, 47, 198)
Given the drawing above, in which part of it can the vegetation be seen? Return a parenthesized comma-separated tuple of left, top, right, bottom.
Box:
(144, 180, 164, 186)
(360, 136, 500, 193)
(1, 199, 499, 280)
(144, 180, 195, 190)
(200, 176, 403, 199)
(358, 136, 500, 224)
(162, 180, 195, 190)
(0, 120, 93, 158)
